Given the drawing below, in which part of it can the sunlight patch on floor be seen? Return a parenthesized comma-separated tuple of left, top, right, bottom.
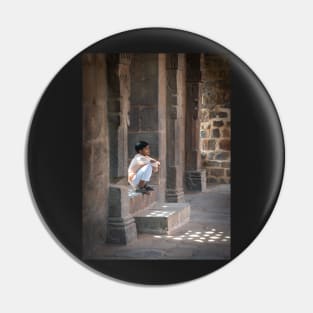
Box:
(152, 228, 230, 244)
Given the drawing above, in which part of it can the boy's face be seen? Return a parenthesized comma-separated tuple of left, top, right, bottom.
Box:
(140, 145, 150, 156)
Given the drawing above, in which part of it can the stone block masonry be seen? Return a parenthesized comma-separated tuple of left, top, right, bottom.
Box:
(200, 54, 231, 184)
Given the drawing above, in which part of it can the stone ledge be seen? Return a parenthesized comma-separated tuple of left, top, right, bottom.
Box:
(134, 203, 190, 235)
(128, 186, 157, 214)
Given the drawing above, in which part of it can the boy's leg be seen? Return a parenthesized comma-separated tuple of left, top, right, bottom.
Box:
(138, 180, 146, 188)
(139, 164, 152, 183)
(132, 164, 153, 191)
(140, 163, 155, 190)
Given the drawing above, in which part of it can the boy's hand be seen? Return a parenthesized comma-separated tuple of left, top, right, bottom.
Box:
(150, 159, 160, 166)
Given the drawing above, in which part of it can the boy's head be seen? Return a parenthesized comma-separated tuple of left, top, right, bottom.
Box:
(135, 141, 150, 156)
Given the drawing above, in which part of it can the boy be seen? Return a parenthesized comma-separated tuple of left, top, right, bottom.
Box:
(128, 141, 160, 194)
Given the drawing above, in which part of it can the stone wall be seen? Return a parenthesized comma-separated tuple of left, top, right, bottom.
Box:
(106, 53, 138, 245)
(128, 53, 160, 185)
(200, 54, 231, 184)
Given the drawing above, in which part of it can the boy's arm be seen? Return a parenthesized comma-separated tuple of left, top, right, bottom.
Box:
(149, 157, 160, 168)
(137, 155, 150, 165)
(147, 156, 160, 164)
(137, 155, 160, 167)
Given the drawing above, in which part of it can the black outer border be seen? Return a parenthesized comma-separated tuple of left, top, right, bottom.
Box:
(26, 27, 285, 285)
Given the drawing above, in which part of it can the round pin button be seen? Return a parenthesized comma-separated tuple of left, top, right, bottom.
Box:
(27, 27, 284, 285)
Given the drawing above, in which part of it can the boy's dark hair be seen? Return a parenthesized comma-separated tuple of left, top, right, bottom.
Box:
(135, 141, 149, 153)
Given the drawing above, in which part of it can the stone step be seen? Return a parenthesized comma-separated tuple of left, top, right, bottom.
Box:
(128, 186, 157, 214)
(133, 202, 190, 235)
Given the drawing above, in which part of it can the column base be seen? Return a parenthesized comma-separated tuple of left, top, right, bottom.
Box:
(106, 216, 137, 244)
(184, 170, 207, 192)
(166, 189, 185, 203)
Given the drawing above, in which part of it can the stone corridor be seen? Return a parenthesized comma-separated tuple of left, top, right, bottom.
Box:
(82, 53, 231, 258)
(91, 184, 230, 259)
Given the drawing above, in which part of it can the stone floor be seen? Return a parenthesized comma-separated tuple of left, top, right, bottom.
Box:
(92, 184, 230, 259)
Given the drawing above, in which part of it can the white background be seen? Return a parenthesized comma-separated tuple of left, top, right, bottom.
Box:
(0, 1, 312, 312)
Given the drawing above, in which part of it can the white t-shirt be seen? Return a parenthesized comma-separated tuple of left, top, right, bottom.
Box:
(128, 153, 159, 181)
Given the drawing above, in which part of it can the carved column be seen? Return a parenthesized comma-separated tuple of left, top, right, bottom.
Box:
(106, 53, 137, 244)
(157, 54, 167, 203)
(82, 53, 110, 257)
(165, 54, 186, 202)
(117, 54, 132, 177)
(185, 53, 207, 191)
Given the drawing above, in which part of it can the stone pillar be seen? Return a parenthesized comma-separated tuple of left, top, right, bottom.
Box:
(118, 53, 132, 177)
(157, 54, 167, 203)
(165, 54, 186, 202)
(106, 53, 137, 244)
(185, 53, 206, 191)
(106, 54, 131, 179)
(107, 182, 137, 244)
(82, 53, 110, 258)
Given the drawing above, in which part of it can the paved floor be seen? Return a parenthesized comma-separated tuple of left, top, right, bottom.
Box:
(92, 184, 230, 259)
